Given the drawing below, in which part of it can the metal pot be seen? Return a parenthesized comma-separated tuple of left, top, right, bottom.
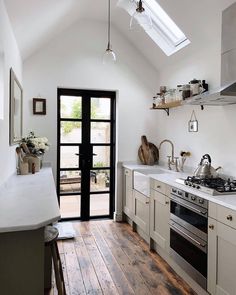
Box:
(194, 154, 221, 178)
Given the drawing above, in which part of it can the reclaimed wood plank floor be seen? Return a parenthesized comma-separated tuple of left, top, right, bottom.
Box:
(45, 220, 196, 295)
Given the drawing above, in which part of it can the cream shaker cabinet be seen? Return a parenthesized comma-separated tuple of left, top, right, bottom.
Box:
(208, 216, 236, 295)
(123, 168, 133, 219)
(132, 189, 150, 235)
(150, 179, 170, 251)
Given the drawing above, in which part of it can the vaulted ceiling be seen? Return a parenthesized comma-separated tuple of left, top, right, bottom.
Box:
(4, 0, 236, 70)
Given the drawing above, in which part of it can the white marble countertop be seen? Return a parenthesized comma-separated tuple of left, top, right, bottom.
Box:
(123, 162, 236, 211)
(0, 165, 61, 233)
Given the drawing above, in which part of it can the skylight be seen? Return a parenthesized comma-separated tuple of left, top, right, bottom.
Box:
(117, 0, 190, 56)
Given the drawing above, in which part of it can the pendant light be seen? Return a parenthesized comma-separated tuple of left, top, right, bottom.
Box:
(130, 0, 152, 31)
(103, 0, 117, 64)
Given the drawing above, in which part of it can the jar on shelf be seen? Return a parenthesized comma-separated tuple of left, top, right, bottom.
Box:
(182, 84, 191, 100)
(189, 78, 201, 96)
(164, 89, 176, 103)
(152, 96, 157, 108)
(176, 85, 183, 101)
(152, 93, 162, 107)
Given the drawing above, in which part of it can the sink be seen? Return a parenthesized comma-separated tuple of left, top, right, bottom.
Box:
(133, 169, 166, 197)
(134, 168, 165, 175)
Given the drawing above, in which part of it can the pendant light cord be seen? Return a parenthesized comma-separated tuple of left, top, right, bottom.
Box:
(108, 0, 111, 49)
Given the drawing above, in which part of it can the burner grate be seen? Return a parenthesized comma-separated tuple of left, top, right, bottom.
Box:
(184, 176, 236, 194)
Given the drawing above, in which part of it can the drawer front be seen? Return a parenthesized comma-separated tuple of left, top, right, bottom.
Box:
(208, 202, 217, 219)
(217, 205, 236, 229)
(150, 179, 166, 195)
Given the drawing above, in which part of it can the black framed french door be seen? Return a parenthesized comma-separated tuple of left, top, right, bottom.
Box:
(57, 88, 116, 221)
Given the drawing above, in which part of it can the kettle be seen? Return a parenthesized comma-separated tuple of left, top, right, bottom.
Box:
(194, 154, 221, 178)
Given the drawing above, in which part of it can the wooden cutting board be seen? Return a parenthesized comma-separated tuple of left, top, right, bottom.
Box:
(138, 135, 159, 165)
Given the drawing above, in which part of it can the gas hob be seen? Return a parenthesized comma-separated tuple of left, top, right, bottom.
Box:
(176, 176, 236, 196)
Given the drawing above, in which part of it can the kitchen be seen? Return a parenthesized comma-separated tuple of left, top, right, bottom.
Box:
(1, 0, 236, 294)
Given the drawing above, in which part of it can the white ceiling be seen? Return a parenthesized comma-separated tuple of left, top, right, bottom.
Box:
(4, 0, 236, 70)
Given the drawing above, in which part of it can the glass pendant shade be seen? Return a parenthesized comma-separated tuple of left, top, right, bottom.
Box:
(103, 0, 117, 64)
(103, 44, 117, 64)
(130, 0, 152, 31)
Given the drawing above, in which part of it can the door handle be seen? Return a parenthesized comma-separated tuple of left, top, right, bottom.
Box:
(92, 153, 97, 156)
(170, 223, 206, 249)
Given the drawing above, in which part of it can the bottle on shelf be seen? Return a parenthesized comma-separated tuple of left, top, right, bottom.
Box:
(176, 85, 183, 101)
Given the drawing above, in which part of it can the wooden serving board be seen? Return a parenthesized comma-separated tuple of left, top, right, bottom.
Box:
(138, 136, 159, 165)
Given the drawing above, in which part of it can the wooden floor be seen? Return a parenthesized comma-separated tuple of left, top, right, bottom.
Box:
(47, 220, 196, 295)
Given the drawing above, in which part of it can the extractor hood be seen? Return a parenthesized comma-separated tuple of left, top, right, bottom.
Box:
(184, 2, 236, 106)
(184, 80, 236, 106)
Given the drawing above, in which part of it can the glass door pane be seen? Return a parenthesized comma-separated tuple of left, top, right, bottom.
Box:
(91, 97, 111, 120)
(90, 194, 110, 216)
(93, 146, 110, 167)
(60, 96, 82, 119)
(60, 121, 82, 144)
(90, 169, 110, 192)
(60, 170, 81, 194)
(91, 122, 110, 143)
(60, 195, 81, 218)
(60, 146, 80, 169)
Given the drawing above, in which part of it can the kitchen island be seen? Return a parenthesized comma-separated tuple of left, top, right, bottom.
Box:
(0, 165, 60, 295)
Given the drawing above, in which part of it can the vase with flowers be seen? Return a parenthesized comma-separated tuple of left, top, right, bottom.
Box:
(20, 131, 50, 169)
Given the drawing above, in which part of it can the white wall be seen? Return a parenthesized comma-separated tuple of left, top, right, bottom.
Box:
(156, 10, 236, 177)
(0, 0, 22, 185)
(23, 19, 159, 218)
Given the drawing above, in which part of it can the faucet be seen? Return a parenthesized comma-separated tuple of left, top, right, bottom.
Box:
(159, 139, 179, 172)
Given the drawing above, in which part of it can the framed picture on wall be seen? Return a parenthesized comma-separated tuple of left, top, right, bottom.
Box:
(33, 98, 46, 115)
(188, 120, 198, 132)
(188, 110, 198, 132)
(9, 68, 23, 145)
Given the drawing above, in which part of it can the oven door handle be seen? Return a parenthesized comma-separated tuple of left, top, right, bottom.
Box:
(170, 223, 207, 249)
(170, 196, 207, 216)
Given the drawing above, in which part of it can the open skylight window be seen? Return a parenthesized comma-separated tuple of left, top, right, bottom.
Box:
(117, 0, 190, 56)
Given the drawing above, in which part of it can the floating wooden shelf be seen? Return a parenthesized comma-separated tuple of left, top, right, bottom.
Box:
(150, 100, 183, 116)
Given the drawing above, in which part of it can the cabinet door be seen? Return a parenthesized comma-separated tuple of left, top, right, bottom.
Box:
(133, 190, 150, 234)
(208, 217, 236, 295)
(150, 189, 170, 250)
(123, 168, 133, 218)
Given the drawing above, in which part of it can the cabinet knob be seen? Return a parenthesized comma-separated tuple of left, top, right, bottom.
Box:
(156, 185, 161, 189)
(165, 201, 170, 205)
(146, 201, 150, 204)
(227, 215, 233, 221)
(209, 224, 214, 230)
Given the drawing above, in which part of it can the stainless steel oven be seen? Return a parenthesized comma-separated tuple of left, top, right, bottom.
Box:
(169, 187, 208, 290)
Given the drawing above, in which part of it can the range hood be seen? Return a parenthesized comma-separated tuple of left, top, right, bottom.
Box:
(185, 80, 236, 106)
(184, 2, 236, 106)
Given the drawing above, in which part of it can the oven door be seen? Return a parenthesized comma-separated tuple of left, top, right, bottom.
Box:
(169, 221, 207, 290)
(170, 194, 208, 241)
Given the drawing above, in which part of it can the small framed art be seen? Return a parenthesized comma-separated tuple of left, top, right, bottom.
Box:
(33, 98, 46, 115)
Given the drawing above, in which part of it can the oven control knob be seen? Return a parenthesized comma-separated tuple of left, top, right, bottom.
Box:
(199, 198, 204, 204)
(196, 186, 200, 189)
(191, 196, 196, 201)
